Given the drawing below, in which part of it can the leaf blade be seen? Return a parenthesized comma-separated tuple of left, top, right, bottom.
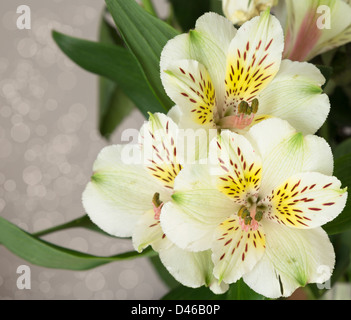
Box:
(105, 0, 179, 111)
(324, 153, 351, 235)
(0, 216, 155, 270)
(52, 30, 166, 116)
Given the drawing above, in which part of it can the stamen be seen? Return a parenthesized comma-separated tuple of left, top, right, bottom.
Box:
(251, 98, 259, 114)
(237, 205, 262, 232)
(244, 215, 252, 225)
(238, 101, 249, 114)
(152, 192, 163, 220)
(152, 193, 162, 207)
(255, 210, 263, 222)
(217, 99, 259, 130)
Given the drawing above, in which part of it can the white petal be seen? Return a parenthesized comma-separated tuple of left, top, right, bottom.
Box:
(132, 209, 171, 253)
(212, 215, 266, 284)
(166, 105, 182, 125)
(261, 172, 348, 229)
(244, 220, 336, 298)
(320, 24, 351, 55)
(195, 12, 237, 54)
(82, 145, 165, 237)
(245, 118, 334, 196)
(191, 12, 237, 109)
(283, 0, 351, 61)
(222, 0, 254, 25)
(160, 33, 190, 76)
(161, 164, 234, 251)
(160, 202, 216, 251)
(258, 59, 330, 134)
(223, 0, 277, 25)
(159, 246, 221, 290)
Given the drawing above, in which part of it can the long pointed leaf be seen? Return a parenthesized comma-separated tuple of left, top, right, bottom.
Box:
(98, 12, 134, 139)
(105, 0, 179, 111)
(0, 216, 155, 270)
(52, 30, 166, 116)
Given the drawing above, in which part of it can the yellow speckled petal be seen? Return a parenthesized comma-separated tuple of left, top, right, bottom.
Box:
(212, 215, 266, 284)
(162, 59, 217, 127)
(261, 172, 347, 229)
(224, 10, 284, 114)
(140, 113, 183, 189)
(212, 131, 262, 205)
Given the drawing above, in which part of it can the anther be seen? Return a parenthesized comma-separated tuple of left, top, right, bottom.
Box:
(152, 193, 163, 220)
(255, 210, 263, 222)
(238, 207, 250, 219)
(251, 98, 259, 114)
(152, 192, 162, 208)
(244, 215, 252, 225)
(238, 101, 249, 114)
(238, 206, 246, 218)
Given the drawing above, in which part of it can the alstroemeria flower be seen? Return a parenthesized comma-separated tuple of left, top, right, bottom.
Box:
(160, 118, 347, 298)
(160, 10, 329, 135)
(82, 113, 226, 293)
(283, 0, 351, 61)
(222, 0, 279, 25)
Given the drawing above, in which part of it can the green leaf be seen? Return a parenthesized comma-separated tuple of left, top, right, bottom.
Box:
(329, 86, 351, 127)
(98, 13, 134, 139)
(99, 8, 125, 47)
(334, 137, 351, 159)
(52, 30, 166, 117)
(169, 0, 211, 31)
(31, 215, 112, 238)
(99, 79, 134, 139)
(323, 153, 351, 235)
(0, 216, 155, 270)
(226, 278, 265, 300)
(105, 0, 179, 111)
(210, 0, 224, 15)
(315, 64, 333, 90)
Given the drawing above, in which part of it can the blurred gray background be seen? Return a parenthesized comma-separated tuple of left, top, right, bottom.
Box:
(0, 0, 171, 299)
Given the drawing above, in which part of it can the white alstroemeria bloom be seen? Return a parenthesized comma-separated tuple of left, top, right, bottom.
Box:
(282, 0, 351, 61)
(82, 113, 227, 294)
(223, 0, 278, 25)
(160, 118, 347, 298)
(160, 10, 330, 135)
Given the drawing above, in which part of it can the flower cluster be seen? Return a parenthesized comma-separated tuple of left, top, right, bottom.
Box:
(83, 8, 348, 298)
